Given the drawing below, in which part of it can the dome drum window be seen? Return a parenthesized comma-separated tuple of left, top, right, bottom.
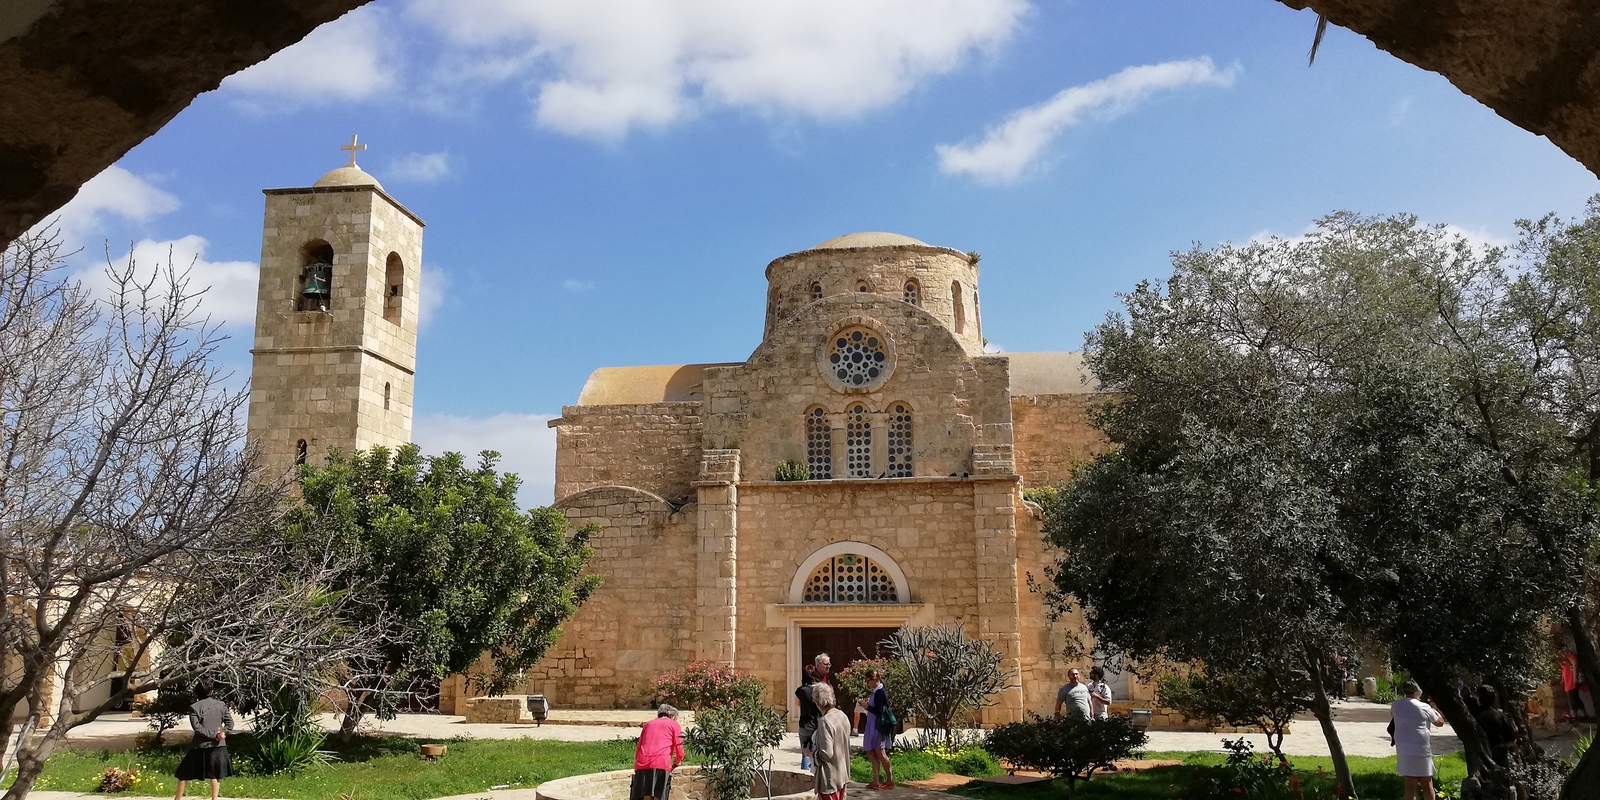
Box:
(810, 283, 823, 301)
(903, 281, 920, 306)
(801, 553, 899, 604)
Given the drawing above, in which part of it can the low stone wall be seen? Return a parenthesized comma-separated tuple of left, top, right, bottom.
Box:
(1109, 702, 1291, 734)
(537, 767, 813, 800)
(464, 697, 532, 724)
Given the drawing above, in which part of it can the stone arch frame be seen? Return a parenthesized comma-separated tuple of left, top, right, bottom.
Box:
(816, 315, 898, 394)
(384, 252, 404, 324)
(788, 541, 910, 604)
(298, 239, 334, 312)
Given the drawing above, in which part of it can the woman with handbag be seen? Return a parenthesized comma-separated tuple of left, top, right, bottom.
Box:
(863, 670, 896, 789)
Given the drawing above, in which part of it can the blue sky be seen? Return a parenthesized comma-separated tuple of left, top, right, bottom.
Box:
(42, 0, 1600, 506)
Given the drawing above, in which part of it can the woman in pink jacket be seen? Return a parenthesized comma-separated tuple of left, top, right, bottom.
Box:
(632, 705, 686, 800)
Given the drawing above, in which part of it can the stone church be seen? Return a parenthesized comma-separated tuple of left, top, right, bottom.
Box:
(519, 232, 1111, 723)
(233, 150, 1126, 724)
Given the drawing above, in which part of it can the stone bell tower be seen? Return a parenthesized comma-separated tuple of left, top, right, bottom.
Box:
(246, 136, 425, 477)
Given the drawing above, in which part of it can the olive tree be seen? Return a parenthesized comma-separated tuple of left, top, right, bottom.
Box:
(884, 623, 1016, 741)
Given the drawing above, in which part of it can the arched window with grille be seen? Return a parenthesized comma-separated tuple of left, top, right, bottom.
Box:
(903, 280, 920, 306)
(801, 553, 899, 604)
(811, 283, 823, 301)
(805, 407, 832, 479)
(846, 404, 872, 477)
(886, 403, 912, 478)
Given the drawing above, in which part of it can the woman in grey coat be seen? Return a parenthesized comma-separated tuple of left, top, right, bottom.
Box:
(173, 680, 234, 800)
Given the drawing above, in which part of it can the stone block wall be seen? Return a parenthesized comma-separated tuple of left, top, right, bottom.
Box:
(733, 479, 984, 704)
(706, 296, 1011, 483)
(1011, 394, 1109, 490)
(552, 403, 704, 502)
(517, 486, 697, 707)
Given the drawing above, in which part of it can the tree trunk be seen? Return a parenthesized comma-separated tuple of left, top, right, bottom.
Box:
(1409, 669, 1512, 800)
(1305, 650, 1356, 800)
(2, 726, 62, 800)
(338, 699, 364, 741)
(1565, 602, 1600, 696)
(1560, 743, 1600, 800)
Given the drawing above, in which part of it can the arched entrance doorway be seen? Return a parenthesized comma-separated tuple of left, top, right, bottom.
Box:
(777, 543, 928, 729)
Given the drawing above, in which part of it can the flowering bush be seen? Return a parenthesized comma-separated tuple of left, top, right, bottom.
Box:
(835, 655, 915, 724)
(1180, 739, 1338, 800)
(98, 766, 142, 793)
(651, 661, 765, 710)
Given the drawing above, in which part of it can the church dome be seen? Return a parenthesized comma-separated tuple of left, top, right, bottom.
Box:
(313, 165, 383, 190)
(811, 232, 928, 250)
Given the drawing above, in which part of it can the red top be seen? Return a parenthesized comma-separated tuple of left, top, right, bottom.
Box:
(1564, 652, 1582, 692)
(634, 716, 685, 771)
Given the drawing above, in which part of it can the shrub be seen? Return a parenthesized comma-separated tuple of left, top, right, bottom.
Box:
(131, 687, 190, 747)
(885, 624, 1016, 742)
(985, 713, 1146, 799)
(247, 692, 334, 775)
(652, 661, 766, 710)
(1157, 666, 1311, 758)
(1180, 739, 1338, 800)
(834, 655, 915, 725)
(1373, 671, 1411, 705)
(775, 460, 810, 481)
(685, 703, 785, 800)
(949, 747, 1002, 777)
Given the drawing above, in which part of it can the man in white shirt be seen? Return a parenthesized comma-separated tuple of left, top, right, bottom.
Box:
(1087, 667, 1113, 721)
(1391, 680, 1445, 800)
(1054, 668, 1092, 720)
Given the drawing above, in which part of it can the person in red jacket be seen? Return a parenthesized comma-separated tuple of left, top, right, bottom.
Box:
(1563, 652, 1593, 721)
(632, 705, 686, 800)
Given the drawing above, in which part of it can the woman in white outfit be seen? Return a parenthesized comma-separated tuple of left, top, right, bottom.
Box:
(1391, 680, 1445, 800)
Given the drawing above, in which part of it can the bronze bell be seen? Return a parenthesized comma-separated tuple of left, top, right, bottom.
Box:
(302, 264, 331, 297)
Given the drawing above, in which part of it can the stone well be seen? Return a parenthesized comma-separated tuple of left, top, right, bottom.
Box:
(536, 766, 814, 800)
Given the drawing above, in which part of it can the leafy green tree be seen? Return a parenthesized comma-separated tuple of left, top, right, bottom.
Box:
(1048, 212, 1598, 800)
(884, 624, 1015, 741)
(290, 445, 601, 737)
(1157, 666, 1311, 759)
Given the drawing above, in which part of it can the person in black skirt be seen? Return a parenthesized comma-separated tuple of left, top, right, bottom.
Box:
(173, 680, 233, 800)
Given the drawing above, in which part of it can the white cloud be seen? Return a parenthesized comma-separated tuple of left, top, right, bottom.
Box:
(419, 265, 450, 330)
(388, 152, 453, 183)
(40, 166, 179, 244)
(411, 412, 560, 507)
(562, 278, 594, 292)
(76, 236, 258, 328)
(222, 7, 395, 107)
(407, 0, 1027, 139)
(936, 58, 1239, 184)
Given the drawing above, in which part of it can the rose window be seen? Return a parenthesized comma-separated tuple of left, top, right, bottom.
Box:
(828, 328, 887, 387)
(801, 554, 898, 604)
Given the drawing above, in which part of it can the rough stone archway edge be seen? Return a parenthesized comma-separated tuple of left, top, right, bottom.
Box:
(4, 0, 1600, 249)
(1278, 0, 1600, 178)
(0, 0, 371, 249)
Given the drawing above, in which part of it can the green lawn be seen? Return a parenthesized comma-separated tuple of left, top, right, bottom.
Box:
(6, 735, 637, 799)
(949, 751, 1470, 800)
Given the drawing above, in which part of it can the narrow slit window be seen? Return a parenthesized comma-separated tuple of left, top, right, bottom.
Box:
(295, 439, 308, 466)
(805, 407, 832, 479)
(886, 403, 913, 478)
(846, 404, 872, 478)
(952, 281, 965, 333)
(383, 382, 392, 410)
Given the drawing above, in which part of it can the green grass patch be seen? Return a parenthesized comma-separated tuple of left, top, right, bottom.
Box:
(7, 734, 638, 799)
(948, 751, 1470, 800)
(849, 746, 1007, 783)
